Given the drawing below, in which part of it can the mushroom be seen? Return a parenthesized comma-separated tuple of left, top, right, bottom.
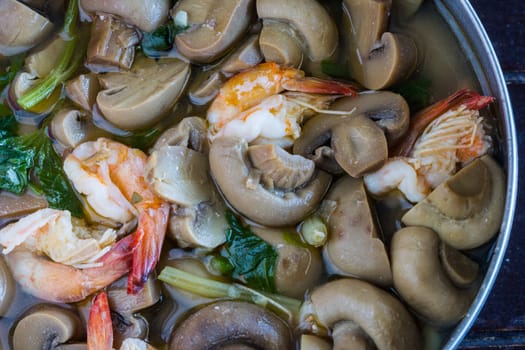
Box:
(259, 20, 303, 67)
(0, 256, 15, 317)
(320, 176, 392, 286)
(0, 0, 54, 56)
(112, 313, 149, 349)
(391, 226, 479, 326)
(153, 116, 208, 154)
(394, 0, 424, 19)
(65, 73, 101, 111)
(0, 191, 47, 221)
(341, 0, 418, 90)
(188, 70, 227, 106)
(301, 278, 421, 350)
(12, 304, 83, 349)
(107, 275, 161, 314)
(220, 34, 263, 74)
(209, 137, 332, 227)
(332, 321, 376, 350)
(169, 300, 292, 349)
(300, 335, 331, 350)
(50, 108, 102, 149)
(86, 14, 140, 72)
(401, 155, 505, 249)
(257, 0, 338, 62)
(172, 0, 255, 63)
(80, 0, 170, 32)
(251, 226, 323, 298)
(96, 55, 190, 130)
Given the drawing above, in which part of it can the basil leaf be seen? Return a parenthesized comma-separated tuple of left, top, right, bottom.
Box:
(222, 211, 278, 293)
(0, 135, 35, 194)
(0, 105, 18, 139)
(392, 77, 433, 112)
(142, 21, 188, 57)
(0, 55, 25, 92)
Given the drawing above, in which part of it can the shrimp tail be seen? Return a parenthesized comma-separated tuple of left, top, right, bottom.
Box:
(87, 292, 113, 350)
(282, 77, 359, 96)
(127, 203, 170, 294)
(392, 88, 494, 157)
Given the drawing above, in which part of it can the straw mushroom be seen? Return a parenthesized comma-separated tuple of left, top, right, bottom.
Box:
(259, 20, 303, 67)
(50, 109, 100, 149)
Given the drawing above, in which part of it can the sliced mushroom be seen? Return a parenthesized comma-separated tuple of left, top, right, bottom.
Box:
(169, 301, 292, 349)
(25, 36, 68, 78)
(248, 143, 315, 190)
(342, 0, 417, 90)
(0, 191, 47, 221)
(257, 0, 337, 62)
(210, 137, 332, 227)
(251, 227, 323, 298)
(80, 0, 170, 32)
(320, 176, 392, 286)
(153, 116, 208, 154)
(51, 108, 101, 149)
(11, 72, 63, 114)
(0, 0, 54, 56)
(86, 14, 140, 72)
(12, 304, 83, 350)
(391, 226, 479, 326)
(168, 200, 228, 249)
(259, 20, 303, 67)
(220, 34, 263, 74)
(188, 70, 227, 106)
(65, 73, 101, 111)
(112, 313, 149, 349)
(96, 55, 190, 130)
(300, 335, 331, 350)
(402, 155, 505, 249)
(394, 0, 424, 19)
(107, 275, 161, 314)
(440, 242, 479, 288)
(301, 278, 421, 350)
(172, 0, 255, 63)
(0, 256, 15, 317)
(332, 321, 375, 350)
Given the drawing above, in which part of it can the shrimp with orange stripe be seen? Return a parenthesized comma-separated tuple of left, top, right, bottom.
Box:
(207, 62, 359, 146)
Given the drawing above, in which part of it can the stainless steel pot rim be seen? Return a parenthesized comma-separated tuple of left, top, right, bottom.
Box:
(436, 1, 518, 348)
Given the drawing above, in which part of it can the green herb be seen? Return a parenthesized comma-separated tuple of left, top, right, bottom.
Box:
(0, 104, 18, 139)
(131, 192, 143, 204)
(115, 127, 161, 151)
(321, 60, 352, 80)
(221, 211, 278, 293)
(0, 129, 83, 216)
(17, 0, 85, 110)
(210, 255, 234, 275)
(392, 77, 433, 112)
(0, 55, 25, 92)
(141, 20, 188, 57)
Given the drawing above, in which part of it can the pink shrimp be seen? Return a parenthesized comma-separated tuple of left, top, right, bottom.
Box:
(64, 138, 170, 294)
(207, 62, 359, 144)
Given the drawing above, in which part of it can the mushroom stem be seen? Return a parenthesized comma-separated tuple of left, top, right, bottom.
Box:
(300, 215, 328, 247)
(159, 266, 301, 324)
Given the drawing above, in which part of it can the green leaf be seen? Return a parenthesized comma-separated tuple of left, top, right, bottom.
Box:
(0, 105, 18, 139)
(392, 77, 433, 112)
(0, 135, 35, 194)
(0, 54, 25, 92)
(222, 211, 278, 293)
(321, 60, 352, 80)
(114, 127, 161, 151)
(141, 21, 188, 57)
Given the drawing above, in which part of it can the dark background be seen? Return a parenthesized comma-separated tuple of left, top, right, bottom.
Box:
(461, 1, 524, 349)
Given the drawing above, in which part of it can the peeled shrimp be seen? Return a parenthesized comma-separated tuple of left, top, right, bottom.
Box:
(64, 138, 170, 294)
(207, 62, 358, 145)
(365, 89, 493, 202)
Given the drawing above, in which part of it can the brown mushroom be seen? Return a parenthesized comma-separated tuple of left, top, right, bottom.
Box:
(0, 256, 15, 317)
(107, 275, 161, 314)
(188, 70, 227, 106)
(169, 300, 292, 349)
(80, 0, 170, 32)
(332, 321, 376, 350)
(251, 227, 323, 298)
(86, 14, 140, 72)
(65, 73, 101, 111)
(12, 304, 83, 349)
(402, 155, 505, 249)
(300, 335, 331, 350)
(96, 55, 190, 130)
(112, 313, 149, 349)
(320, 177, 392, 286)
(391, 226, 479, 326)
(341, 0, 417, 90)
(209, 137, 332, 227)
(259, 20, 303, 67)
(153, 117, 208, 154)
(257, 0, 338, 62)
(172, 0, 255, 63)
(301, 278, 421, 350)
(0, 0, 53, 55)
(220, 34, 263, 74)
(0, 191, 47, 221)
(50, 108, 102, 149)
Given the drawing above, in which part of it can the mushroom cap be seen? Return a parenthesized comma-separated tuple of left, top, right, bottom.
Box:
(173, 0, 255, 63)
(65, 73, 101, 112)
(153, 116, 209, 154)
(402, 155, 505, 249)
(107, 275, 161, 313)
(321, 176, 392, 286)
(259, 20, 303, 67)
(391, 226, 479, 326)
(169, 300, 292, 349)
(96, 56, 190, 130)
(50, 109, 101, 149)
(12, 304, 83, 349)
(0, 256, 15, 316)
(303, 278, 421, 350)
(220, 34, 263, 74)
(0, 0, 53, 55)
(209, 137, 332, 227)
(257, 0, 338, 62)
(80, 0, 170, 32)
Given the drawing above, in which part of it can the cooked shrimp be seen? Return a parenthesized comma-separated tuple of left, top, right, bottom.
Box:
(365, 90, 493, 202)
(64, 138, 170, 294)
(207, 62, 358, 144)
(0, 208, 116, 267)
(4, 232, 137, 303)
